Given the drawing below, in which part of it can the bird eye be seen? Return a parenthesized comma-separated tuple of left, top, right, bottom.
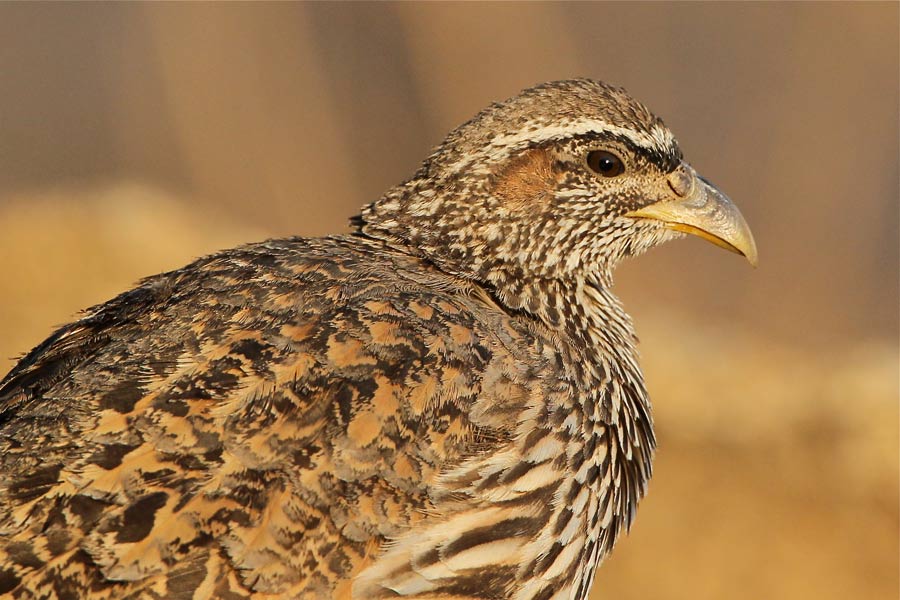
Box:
(586, 150, 625, 177)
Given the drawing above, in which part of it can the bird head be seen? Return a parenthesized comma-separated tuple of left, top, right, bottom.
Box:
(358, 79, 756, 297)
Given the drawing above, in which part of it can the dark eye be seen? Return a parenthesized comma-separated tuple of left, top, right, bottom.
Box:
(586, 150, 625, 177)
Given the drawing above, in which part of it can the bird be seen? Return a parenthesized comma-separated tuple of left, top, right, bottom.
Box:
(0, 79, 756, 600)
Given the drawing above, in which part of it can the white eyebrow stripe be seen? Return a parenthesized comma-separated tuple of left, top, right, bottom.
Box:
(489, 118, 675, 154)
(447, 118, 676, 175)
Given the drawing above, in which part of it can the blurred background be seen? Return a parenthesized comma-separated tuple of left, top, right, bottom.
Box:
(0, 3, 896, 599)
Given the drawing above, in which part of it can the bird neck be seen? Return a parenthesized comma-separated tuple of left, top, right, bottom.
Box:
(356, 180, 622, 301)
(358, 198, 656, 579)
(357, 185, 643, 369)
(357, 182, 653, 443)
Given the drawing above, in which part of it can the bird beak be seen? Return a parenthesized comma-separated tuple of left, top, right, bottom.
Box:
(625, 166, 758, 267)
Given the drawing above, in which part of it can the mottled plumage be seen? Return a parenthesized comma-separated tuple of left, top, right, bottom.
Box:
(0, 79, 755, 599)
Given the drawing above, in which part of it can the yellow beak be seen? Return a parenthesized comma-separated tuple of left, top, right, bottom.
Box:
(625, 167, 758, 267)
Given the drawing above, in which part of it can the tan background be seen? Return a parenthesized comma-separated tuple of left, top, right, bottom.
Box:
(0, 3, 897, 599)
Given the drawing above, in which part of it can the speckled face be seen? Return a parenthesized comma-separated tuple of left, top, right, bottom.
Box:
(360, 79, 694, 288)
(554, 132, 684, 216)
(494, 129, 690, 282)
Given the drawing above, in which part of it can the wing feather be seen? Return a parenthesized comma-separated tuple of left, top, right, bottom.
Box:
(0, 237, 541, 599)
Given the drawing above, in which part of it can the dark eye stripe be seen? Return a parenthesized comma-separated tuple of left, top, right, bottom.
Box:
(571, 133, 683, 172)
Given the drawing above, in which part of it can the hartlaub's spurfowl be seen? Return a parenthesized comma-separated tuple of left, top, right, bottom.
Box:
(0, 79, 756, 600)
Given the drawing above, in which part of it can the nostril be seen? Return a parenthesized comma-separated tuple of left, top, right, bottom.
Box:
(667, 169, 694, 198)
